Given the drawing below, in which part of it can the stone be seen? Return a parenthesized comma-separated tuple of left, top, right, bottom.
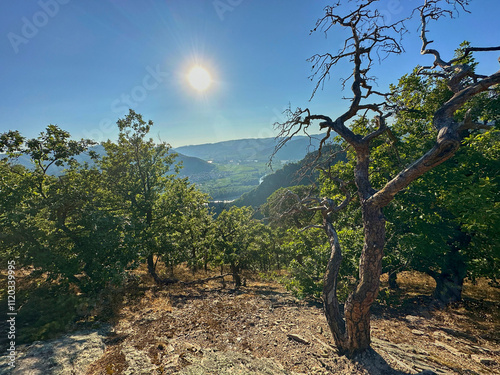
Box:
(178, 350, 295, 375)
(287, 333, 310, 345)
(405, 315, 421, 323)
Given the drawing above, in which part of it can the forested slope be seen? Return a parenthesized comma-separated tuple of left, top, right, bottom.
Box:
(234, 143, 345, 208)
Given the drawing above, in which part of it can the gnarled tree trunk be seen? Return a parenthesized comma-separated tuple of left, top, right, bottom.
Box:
(344, 204, 385, 353)
(322, 220, 347, 351)
(323, 204, 385, 356)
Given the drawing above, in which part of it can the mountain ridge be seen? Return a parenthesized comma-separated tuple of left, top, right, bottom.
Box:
(175, 135, 326, 164)
(1, 144, 215, 178)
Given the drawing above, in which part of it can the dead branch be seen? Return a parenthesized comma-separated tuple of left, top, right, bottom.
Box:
(418, 0, 500, 93)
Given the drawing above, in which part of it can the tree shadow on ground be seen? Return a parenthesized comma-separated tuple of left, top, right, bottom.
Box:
(166, 280, 302, 310)
(354, 347, 436, 375)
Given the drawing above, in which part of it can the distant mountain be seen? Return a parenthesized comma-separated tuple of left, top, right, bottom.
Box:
(176, 153, 215, 177)
(2, 144, 214, 177)
(175, 135, 326, 163)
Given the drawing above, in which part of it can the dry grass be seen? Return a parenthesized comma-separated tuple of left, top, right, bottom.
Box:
(85, 267, 500, 374)
(463, 277, 500, 302)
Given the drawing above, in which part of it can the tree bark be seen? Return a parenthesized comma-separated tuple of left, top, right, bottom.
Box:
(322, 203, 385, 356)
(190, 247, 198, 274)
(344, 203, 385, 355)
(230, 262, 241, 288)
(322, 220, 348, 352)
(147, 254, 162, 284)
(388, 270, 399, 290)
(433, 272, 464, 305)
(432, 247, 467, 305)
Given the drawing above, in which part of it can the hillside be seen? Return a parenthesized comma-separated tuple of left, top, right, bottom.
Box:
(2, 136, 328, 201)
(176, 153, 216, 177)
(174, 136, 340, 201)
(234, 143, 346, 208)
(2, 136, 339, 201)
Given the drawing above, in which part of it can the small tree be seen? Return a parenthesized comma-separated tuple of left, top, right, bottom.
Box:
(274, 0, 500, 355)
(157, 179, 213, 274)
(100, 110, 182, 283)
(0, 126, 132, 292)
(214, 206, 256, 287)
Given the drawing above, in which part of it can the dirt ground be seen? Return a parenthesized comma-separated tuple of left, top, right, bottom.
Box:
(84, 269, 500, 375)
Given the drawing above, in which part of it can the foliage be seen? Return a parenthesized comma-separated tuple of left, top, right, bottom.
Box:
(214, 206, 255, 275)
(278, 228, 329, 300)
(0, 126, 130, 292)
(261, 185, 319, 229)
(98, 110, 214, 282)
(382, 66, 500, 292)
(0, 111, 216, 291)
(273, 199, 363, 300)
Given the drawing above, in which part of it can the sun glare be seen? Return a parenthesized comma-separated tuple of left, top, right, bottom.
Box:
(187, 66, 212, 91)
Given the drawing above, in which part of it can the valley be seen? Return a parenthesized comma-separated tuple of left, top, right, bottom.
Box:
(174, 135, 325, 201)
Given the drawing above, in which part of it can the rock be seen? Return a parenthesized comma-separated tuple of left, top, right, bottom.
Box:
(431, 330, 453, 341)
(178, 350, 296, 375)
(405, 315, 421, 323)
(287, 333, 310, 345)
(411, 329, 426, 336)
(121, 344, 156, 375)
(433, 340, 462, 356)
(184, 342, 201, 352)
(0, 327, 110, 375)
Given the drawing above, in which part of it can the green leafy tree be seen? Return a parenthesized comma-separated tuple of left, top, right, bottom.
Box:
(261, 185, 318, 229)
(155, 179, 214, 275)
(375, 51, 500, 303)
(214, 206, 258, 287)
(0, 126, 132, 292)
(384, 129, 500, 303)
(99, 109, 182, 283)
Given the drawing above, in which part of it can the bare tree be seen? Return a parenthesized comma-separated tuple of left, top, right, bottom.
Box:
(274, 0, 500, 356)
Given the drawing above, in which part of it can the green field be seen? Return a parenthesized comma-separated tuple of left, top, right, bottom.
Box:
(196, 161, 271, 200)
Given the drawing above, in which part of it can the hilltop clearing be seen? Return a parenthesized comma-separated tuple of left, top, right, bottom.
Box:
(4, 269, 499, 374)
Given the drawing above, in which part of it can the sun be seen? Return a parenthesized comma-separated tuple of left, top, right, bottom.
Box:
(187, 66, 212, 91)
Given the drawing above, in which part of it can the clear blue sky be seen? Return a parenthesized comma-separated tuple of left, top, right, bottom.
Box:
(1, 0, 499, 147)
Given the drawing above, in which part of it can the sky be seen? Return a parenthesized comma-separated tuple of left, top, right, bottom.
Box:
(1, 0, 499, 148)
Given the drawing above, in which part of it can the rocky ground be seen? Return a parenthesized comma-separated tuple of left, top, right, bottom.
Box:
(2, 271, 499, 374)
